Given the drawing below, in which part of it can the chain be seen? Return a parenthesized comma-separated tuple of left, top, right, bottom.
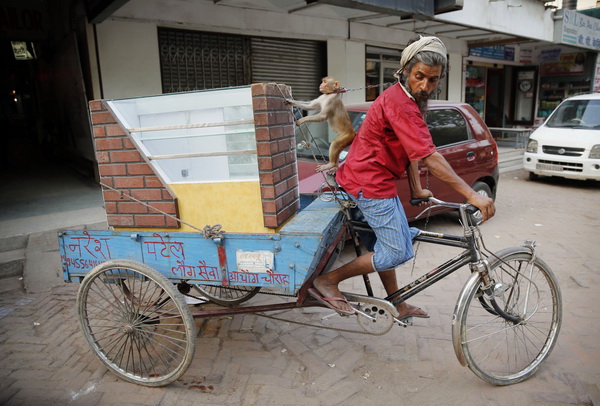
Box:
(338, 81, 396, 94)
(255, 311, 391, 336)
(410, 167, 431, 276)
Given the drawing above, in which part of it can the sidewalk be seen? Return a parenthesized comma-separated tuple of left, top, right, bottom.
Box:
(1, 168, 599, 405)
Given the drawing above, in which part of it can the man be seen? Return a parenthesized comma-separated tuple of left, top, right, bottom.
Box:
(309, 36, 496, 317)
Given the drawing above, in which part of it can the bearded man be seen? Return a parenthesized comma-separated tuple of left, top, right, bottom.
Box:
(309, 36, 496, 318)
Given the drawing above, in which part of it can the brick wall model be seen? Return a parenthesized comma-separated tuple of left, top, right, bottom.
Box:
(251, 83, 300, 229)
(89, 100, 180, 229)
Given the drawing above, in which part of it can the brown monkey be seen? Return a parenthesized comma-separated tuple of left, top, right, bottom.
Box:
(286, 77, 356, 173)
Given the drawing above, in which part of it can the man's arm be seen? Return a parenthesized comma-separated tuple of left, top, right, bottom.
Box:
(422, 151, 495, 221)
(407, 161, 432, 200)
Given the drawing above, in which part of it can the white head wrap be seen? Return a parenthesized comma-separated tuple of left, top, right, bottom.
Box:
(394, 35, 447, 79)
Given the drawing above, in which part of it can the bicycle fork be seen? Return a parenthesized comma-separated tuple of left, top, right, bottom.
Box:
(471, 260, 523, 325)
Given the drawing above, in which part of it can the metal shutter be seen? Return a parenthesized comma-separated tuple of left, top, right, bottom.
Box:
(250, 37, 326, 101)
(158, 28, 251, 93)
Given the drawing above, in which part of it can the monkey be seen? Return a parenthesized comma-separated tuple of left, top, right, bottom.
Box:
(286, 77, 356, 174)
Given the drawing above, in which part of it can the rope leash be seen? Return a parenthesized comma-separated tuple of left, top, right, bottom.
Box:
(99, 181, 210, 234)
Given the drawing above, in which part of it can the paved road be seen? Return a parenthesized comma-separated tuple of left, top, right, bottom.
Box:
(1, 169, 599, 406)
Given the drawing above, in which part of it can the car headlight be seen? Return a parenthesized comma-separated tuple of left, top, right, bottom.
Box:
(590, 145, 600, 159)
(526, 139, 538, 153)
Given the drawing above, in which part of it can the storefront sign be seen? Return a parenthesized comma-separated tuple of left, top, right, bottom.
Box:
(11, 41, 33, 60)
(540, 52, 586, 75)
(594, 54, 600, 93)
(556, 9, 600, 51)
(469, 45, 514, 61)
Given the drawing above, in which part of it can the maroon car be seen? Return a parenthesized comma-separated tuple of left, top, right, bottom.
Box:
(297, 100, 499, 221)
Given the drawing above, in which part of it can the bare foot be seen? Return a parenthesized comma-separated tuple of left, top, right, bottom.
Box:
(313, 275, 354, 313)
(396, 302, 430, 319)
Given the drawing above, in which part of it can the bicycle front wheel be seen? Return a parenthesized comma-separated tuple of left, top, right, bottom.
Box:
(453, 247, 562, 385)
(77, 260, 196, 387)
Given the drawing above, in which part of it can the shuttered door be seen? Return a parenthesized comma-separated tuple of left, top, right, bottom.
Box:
(250, 37, 326, 101)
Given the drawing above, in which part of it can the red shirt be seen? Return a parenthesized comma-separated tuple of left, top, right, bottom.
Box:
(336, 83, 437, 199)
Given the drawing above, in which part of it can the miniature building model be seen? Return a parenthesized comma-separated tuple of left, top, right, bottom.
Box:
(89, 84, 299, 233)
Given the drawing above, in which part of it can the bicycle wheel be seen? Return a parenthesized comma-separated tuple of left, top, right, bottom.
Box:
(192, 284, 260, 306)
(453, 247, 562, 385)
(77, 260, 196, 387)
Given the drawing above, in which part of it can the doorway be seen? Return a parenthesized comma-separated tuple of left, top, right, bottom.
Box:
(485, 68, 504, 128)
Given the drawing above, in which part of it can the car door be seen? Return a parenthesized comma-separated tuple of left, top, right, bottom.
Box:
(398, 107, 478, 221)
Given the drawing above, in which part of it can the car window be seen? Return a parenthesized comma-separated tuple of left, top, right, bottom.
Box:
(295, 110, 366, 160)
(426, 109, 470, 147)
(546, 99, 600, 129)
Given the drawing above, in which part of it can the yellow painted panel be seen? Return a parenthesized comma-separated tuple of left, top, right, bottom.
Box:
(115, 181, 276, 234)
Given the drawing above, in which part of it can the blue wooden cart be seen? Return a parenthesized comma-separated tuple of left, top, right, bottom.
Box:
(58, 198, 391, 387)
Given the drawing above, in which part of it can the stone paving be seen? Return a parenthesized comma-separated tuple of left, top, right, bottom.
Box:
(1, 169, 599, 406)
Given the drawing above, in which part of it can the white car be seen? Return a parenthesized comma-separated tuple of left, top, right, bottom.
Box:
(524, 93, 600, 181)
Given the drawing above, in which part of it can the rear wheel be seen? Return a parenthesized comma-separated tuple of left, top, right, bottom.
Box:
(77, 260, 196, 387)
(454, 249, 562, 385)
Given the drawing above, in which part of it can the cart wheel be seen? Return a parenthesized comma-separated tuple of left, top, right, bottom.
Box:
(192, 284, 260, 306)
(77, 260, 196, 387)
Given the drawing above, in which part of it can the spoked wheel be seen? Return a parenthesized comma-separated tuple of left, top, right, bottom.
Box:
(453, 248, 562, 385)
(77, 260, 196, 387)
(192, 284, 260, 306)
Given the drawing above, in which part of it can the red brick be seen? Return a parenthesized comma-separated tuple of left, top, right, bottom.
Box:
(259, 172, 274, 185)
(145, 176, 165, 188)
(122, 137, 136, 149)
(150, 202, 177, 214)
(102, 190, 124, 201)
(110, 150, 142, 163)
(258, 157, 273, 171)
(96, 151, 110, 164)
(251, 83, 266, 97)
(91, 111, 117, 125)
(262, 200, 276, 214)
(255, 127, 271, 141)
(274, 181, 289, 197)
(272, 153, 287, 169)
(134, 215, 166, 227)
(261, 185, 275, 199)
(263, 214, 277, 228)
(118, 202, 148, 214)
(256, 142, 275, 156)
(127, 163, 154, 176)
(106, 124, 126, 137)
(131, 189, 163, 201)
(99, 177, 114, 187)
(95, 138, 123, 151)
(113, 176, 144, 189)
(252, 97, 267, 111)
(286, 176, 299, 190)
(93, 126, 106, 138)
(107, 215, 134, 227)
(99, 164, 126, 176)
(162, 190, 175, 200)
(89, 100, 103, 111)
(104, 202, 117, 214)
(165, 216, 180, 228)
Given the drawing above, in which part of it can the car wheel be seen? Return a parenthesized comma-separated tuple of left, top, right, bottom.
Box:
(528, 172, 539, 181)
(472, 181, 493, 200)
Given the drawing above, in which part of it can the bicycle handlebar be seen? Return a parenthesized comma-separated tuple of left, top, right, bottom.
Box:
(409, 197, 480, 215)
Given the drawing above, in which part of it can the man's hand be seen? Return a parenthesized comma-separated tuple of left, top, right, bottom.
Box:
(467, 193, 495, 222)
(412, 188, 433, 206)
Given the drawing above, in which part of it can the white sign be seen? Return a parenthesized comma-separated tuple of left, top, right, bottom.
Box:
(558, 9, 600, 51)
(11, 41, 33, 60)
(236, 250, 274, 273)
